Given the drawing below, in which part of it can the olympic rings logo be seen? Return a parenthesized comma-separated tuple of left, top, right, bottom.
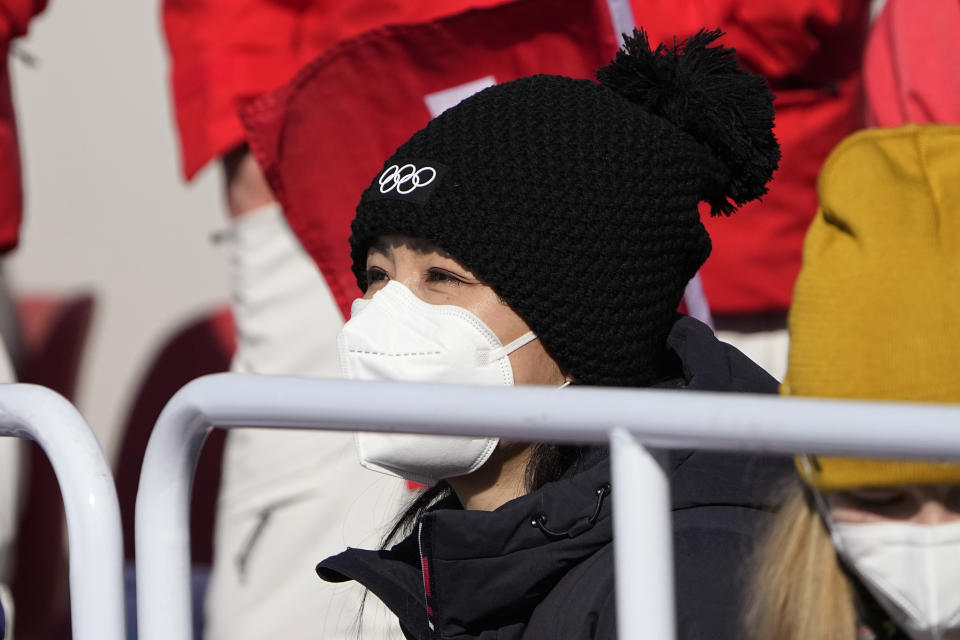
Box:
(378, 164, 437, 195)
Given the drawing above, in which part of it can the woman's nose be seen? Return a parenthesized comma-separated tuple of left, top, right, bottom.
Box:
(914, 496, 960, 525)
(386, 270, 432, 303)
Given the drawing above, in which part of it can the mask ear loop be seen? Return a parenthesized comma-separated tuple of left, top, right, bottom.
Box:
(480, 331, 538, 365)
(799, 454, 846, 552)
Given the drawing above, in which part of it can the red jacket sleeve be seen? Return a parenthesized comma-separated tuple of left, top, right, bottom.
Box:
(633, 0, 866, 84)
(0, 0, 47, 254)
(721, 0, 865, 82)
(163, 0, 511, 180)
(0, 0, 48, 42)
(864, 0, 960, 126)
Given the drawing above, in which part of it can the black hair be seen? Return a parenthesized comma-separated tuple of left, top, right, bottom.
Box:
(380, 443, 583, 547)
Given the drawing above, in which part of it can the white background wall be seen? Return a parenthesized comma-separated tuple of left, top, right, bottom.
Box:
(8, 1, 229, 461)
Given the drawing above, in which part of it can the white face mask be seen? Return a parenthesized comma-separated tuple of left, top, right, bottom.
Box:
(337, 280, 538, 485)
(829, 519, 960, 640)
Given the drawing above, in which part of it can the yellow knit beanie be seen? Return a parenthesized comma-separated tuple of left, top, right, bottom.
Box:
(785, 124, 960, 492)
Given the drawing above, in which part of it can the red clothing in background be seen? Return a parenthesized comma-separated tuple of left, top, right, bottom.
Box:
(162, 0, 511, 179)
(240, 0, 618, 318)
(635, 0, 870, 315)
(0, 0, 47, 254)
(865, 0, 960, 126)
(178, 0, 870, 316)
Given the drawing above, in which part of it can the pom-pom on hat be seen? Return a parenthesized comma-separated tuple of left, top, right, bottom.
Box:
(785, 124, 960, 491)
(351, 29, 779, 387)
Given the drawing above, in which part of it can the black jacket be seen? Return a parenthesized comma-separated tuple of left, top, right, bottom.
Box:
(318, 316, 792, 639)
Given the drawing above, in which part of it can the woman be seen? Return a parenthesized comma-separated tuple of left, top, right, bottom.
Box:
(319, 30, 787, 639)
(745, 124, 960, 640)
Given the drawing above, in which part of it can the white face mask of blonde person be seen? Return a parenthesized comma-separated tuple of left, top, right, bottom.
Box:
(337, 280, 546, 485)
(827, 517, 960, 640)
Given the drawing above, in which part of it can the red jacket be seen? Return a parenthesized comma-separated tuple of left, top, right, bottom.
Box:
(0, 0, 47, 254)
(163, 0, 512, 180)
(636, 0, 870, 314)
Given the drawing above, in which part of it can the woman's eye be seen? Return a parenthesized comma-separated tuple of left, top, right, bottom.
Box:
(847, 489, 908, 507)
(366, 268, 389, 283)
(426, 268, 464, 285)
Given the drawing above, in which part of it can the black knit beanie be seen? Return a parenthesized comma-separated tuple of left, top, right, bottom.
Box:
(350, 29, 780, 387)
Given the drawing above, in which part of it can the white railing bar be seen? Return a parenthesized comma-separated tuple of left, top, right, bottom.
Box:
(0, 384, 125, 640)
(139, 374, 960, 456)
(610, 428, 675, 640)
(136, 373, 960, 640)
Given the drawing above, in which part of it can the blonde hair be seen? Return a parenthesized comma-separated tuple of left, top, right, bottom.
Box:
(743, 480, 858, 640)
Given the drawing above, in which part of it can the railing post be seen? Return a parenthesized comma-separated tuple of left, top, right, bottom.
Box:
(610, 428, 676, 640)
(0, 384, 125, 640)
(135, 383, 209, 640)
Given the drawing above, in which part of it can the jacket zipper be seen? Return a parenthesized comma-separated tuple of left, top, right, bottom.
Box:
(418, 519, 436, 635)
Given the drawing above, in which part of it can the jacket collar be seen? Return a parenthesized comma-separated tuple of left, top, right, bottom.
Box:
(318, 448, 611, 640)
(657, 315, 779, 393)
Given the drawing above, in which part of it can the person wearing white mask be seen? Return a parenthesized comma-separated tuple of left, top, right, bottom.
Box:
(744, 123, 960, 640)
(317, 30, 792, 639)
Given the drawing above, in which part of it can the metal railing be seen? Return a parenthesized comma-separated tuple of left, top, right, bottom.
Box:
(134, 373, 960, 640)
(0, 384, 125, 640)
